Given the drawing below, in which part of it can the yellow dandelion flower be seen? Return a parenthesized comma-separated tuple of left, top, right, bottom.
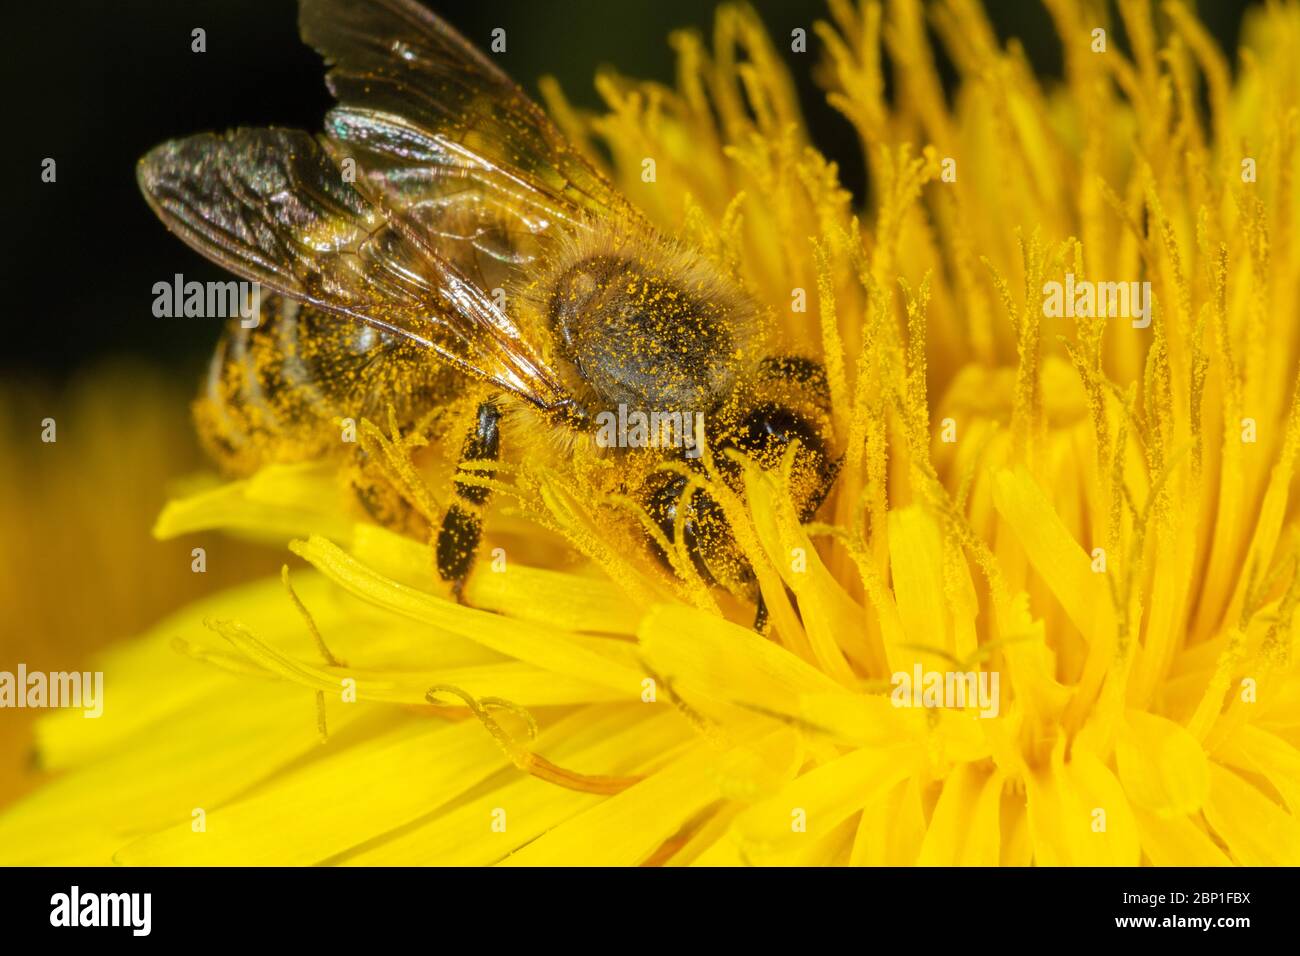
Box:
(4, 0, 1300, 868)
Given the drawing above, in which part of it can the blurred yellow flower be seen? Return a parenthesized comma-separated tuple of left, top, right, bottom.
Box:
(3, 0, 1300, 865)
(0, 366, 282, 810)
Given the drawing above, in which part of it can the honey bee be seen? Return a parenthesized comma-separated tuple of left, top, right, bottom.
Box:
(138, 0, 839, 628)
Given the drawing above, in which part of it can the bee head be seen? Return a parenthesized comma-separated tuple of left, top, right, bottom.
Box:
(637, 354, 841, 596)
(704, 355, 840, 521)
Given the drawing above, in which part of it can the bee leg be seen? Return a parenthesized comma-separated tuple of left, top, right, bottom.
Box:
(436, 400, 500, 602)
(753, 591, 769, 634)
(346, 448, 425, 537)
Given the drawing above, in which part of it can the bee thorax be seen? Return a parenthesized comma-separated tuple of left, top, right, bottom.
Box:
(547, 254, 741, 414)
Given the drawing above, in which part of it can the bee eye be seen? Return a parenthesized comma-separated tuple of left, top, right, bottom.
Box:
(757, 356, 831, 408)
(642, 472, 730, 586)
(710, 400, 839, 521)
(724, 402, 827, 461)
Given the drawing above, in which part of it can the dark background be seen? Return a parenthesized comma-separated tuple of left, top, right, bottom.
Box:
(0, 0, 1256, 384)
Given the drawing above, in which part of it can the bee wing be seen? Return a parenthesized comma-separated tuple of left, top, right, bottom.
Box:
(299, 0, 642, 233)
(137, 127, 572, 410)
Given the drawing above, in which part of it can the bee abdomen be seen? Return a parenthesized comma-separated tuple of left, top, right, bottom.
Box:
(194, 296, 460, 475)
